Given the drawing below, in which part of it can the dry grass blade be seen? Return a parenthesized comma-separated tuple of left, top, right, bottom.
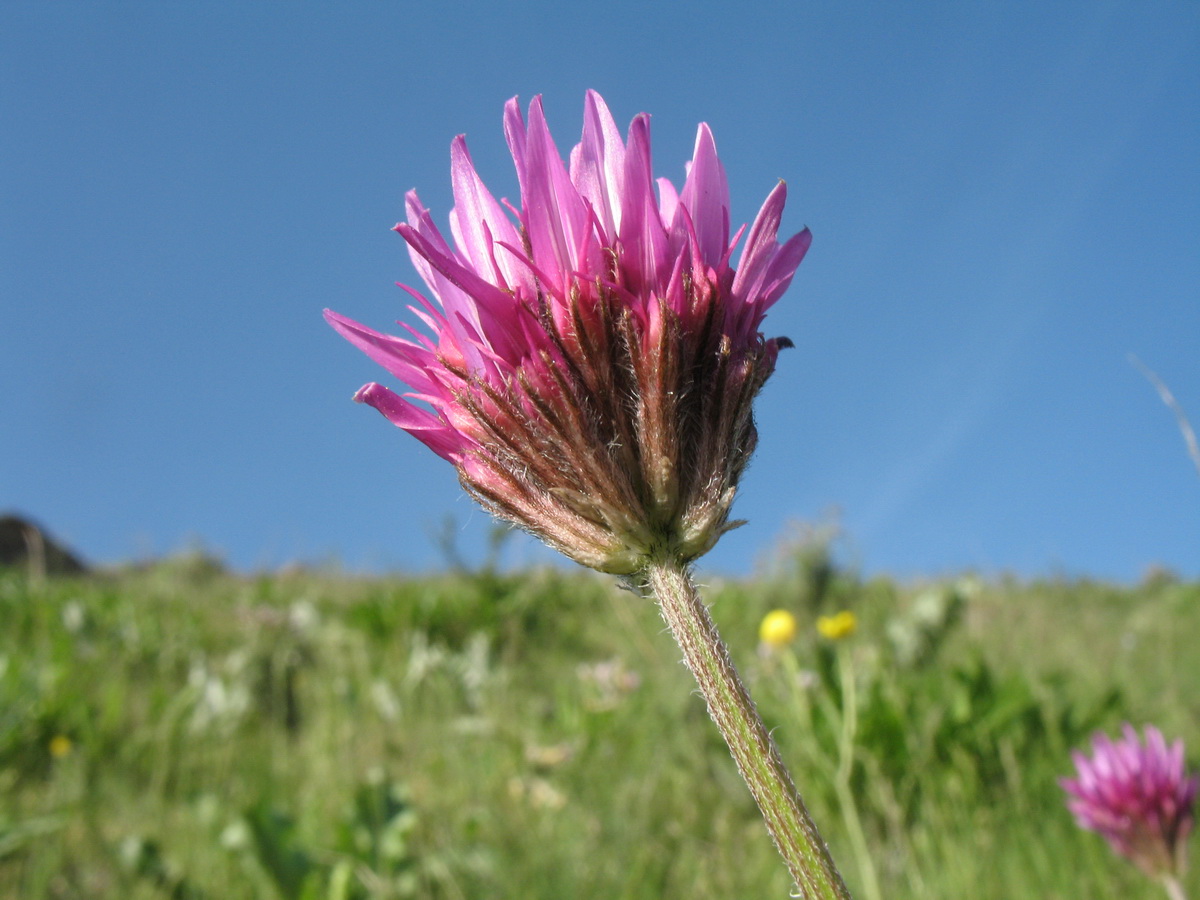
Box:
(1129, 354, 1200, 480)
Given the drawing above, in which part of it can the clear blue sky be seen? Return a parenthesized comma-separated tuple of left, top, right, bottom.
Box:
(3, 2, 1197, 580)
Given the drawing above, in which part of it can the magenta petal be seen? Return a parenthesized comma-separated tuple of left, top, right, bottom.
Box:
(400, 189, 494, 344)
(618, 113, 668, 298)
(395, 223, 529, 362)
(353, 382, 464, 461)
(656, 176, 680, 232)
(402, 190, 458, 285)
(572, 89, 626, 240)
(677, 122, 730, 268)
(449, 136, 525, 292)
(757, 227, 813, 309)
(733, 180, 789, 300)
(502, 95, 527, 187)
(324, 309, 442, 397)
(520, 96, 590, 292)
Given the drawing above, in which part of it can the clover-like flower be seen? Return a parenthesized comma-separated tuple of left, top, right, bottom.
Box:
(1062, 723, 1197, 881)
(326, 91, 809, 575)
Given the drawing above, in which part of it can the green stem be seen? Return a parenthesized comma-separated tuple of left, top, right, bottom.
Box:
(779, 650, 815, 735)
(644, 558, 853, 899)
(832, 647, 882, 900)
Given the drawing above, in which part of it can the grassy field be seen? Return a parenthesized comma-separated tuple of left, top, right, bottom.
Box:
(1, 537, 1197, 899)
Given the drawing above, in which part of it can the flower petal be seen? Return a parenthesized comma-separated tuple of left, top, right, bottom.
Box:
(324, 309, 442, 397)
(517, 96, 590, 293)
(617, 113, 668, 299)
(677, 122, 730, 268)
(571, 89, 626, 241)
(449, 136, 528, 293)
(352, 382, 466, 461)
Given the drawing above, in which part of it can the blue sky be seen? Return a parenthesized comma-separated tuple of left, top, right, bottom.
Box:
(3, 2, 1197, 580)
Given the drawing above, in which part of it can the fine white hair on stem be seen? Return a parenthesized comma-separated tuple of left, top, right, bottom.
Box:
(1129, 354, 1200, 481)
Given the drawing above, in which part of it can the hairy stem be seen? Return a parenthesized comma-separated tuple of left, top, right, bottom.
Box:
(644, 558, 853, 899)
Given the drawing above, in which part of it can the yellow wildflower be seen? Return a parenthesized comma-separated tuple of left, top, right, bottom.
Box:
(759, 610, 799, 648)
(49, 735, 73, 759)
(816, 611, 857, 641)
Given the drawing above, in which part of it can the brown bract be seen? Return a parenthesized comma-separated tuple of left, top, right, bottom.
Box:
(455, 275, 788, 574)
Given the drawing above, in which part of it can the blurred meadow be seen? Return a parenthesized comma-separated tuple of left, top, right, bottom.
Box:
(2, 527, 1197, 899)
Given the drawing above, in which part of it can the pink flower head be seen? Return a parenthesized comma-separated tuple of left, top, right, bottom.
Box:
(1061, 723, 1197, 878)
(326, 92, 811, 574)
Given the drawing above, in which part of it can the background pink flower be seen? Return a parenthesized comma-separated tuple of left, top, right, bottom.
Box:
(1062, 723, 1197, 879)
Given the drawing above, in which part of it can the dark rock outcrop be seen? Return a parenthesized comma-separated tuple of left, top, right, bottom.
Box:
(0, 514, 88, 575)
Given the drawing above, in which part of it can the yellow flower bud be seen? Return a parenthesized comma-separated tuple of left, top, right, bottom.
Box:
(816, 611, 856, 641)
(759, 609, 799, 648)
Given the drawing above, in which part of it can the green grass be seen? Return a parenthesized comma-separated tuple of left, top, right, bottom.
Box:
(1, 545, 1196, 898)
